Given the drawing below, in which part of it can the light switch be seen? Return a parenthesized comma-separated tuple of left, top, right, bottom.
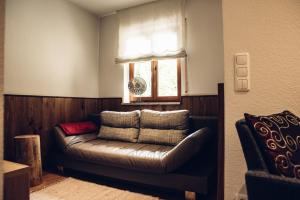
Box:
(237, 79, 243, 90)
(236, 55, 247, 65)
(235, 53, 250, 92)
(242, 79, 248, 90)
(236, 67, 248, 77)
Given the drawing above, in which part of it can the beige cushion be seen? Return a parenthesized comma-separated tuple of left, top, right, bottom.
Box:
(140, 109, 189, 130)
(98, 110, 140, 142)
(101, 110, 140, 128)
(138, 110, 189, 146)
(138, 128, 187, 146)
(98, 126, 139, 142)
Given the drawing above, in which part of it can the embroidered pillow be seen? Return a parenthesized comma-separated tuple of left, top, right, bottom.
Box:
(245, 110, 300, 178)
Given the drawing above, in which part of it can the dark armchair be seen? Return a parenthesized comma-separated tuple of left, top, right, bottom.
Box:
(236, 119, 300, 200)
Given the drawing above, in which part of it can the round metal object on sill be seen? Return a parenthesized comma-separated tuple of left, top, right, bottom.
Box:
(128, 77, 147, 96)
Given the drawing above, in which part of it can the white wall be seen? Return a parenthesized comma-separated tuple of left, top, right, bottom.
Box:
(98, 14, 122, 97)
(223, 0, 300, 199)
(185, 0, 223, 95)
(4, 0, 100, 97)
(98, 0, 224, 97)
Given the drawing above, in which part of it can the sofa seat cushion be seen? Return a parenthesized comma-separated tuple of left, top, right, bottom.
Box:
(54, 126, 213, 174)
(54, 126, 98, 152)
(65, 139, 173, 173)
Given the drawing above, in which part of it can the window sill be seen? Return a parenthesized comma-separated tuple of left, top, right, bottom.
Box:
(121, 102, 181, 106)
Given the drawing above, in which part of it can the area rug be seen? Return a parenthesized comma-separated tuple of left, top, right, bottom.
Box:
(30, 177, 159, 200)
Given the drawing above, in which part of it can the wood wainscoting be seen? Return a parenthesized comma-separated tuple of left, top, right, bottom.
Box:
(4, 84, 224, 200)
(4, 94, 219, 162)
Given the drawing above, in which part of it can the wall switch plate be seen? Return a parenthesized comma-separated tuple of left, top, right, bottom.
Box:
(235, 53, 250, 92)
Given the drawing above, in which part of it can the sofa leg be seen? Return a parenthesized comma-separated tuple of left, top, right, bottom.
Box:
(185, 191, 196, 200)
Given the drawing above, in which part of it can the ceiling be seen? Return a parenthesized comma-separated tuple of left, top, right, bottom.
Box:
(67, 0, 156, 17)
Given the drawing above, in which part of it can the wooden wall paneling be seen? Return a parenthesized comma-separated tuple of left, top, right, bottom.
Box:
(27, 97, 43, 133)
(101, 98, 113, 111)
(210, 96, 219, 116)
(53, 98, 65, 123)
(164, 104, 178, 111)
(95, 96, 219, 115)
(42, 97, 57, 161)
(4, 94, 220, 167)
(192, 96, 200, 116)
(83, 98, 99, 117)
(4, 96, 104, 163)
(114, 98, 123, 111)
(4, 96, 14, 160)
(181, 96, 190, 111)
(97, 99, 103, 111)
(42, 97, 63, 160)
(217, 83, 224, 200)
(197, 96, 206, 116)
(64, 98, 82, 122)
(4, 96, 43, 160)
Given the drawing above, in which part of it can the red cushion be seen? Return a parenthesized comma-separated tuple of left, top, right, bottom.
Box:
(59, 121, 98, 136)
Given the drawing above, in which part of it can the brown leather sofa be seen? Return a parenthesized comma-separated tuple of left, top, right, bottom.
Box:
(50, 110, 218, 199)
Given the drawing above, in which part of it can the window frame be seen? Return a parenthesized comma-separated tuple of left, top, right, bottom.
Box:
(129, 59, 181, 102)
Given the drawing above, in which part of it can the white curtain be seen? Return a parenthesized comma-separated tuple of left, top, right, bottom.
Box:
(116, 0, 186, 64)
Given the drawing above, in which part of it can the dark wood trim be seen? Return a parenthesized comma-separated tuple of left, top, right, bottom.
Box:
(178, 58, 182, 100)
(152, 60, 157, 100)
(217, 83, 224, 200)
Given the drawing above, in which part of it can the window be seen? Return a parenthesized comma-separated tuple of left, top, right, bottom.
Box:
(129, 59, 181, 102)
(117, 0, 186, 103)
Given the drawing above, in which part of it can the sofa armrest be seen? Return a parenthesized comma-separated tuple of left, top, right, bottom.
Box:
(53, 126, 98, 152)
(162, 127, 213, 172)
(246, 170, 300, 200)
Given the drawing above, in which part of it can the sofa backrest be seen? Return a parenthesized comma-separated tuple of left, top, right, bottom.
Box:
(89, 110, 218, 145)
(235, 119, 269, 172)
(98, 110, 140, 142)
(138, 109, 189, 146)
(89, 112, 217, 131)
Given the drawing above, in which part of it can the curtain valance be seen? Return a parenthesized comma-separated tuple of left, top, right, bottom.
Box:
(116, 0, 186, 64)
